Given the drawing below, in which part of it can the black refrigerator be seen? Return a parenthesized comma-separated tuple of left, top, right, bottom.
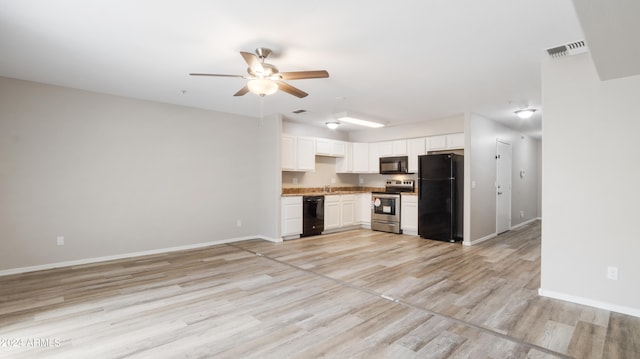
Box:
(418, 154, 464, 242)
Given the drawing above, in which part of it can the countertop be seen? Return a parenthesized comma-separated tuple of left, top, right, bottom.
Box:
(282, 186, 417, 197)
(282, 186, 382, 197)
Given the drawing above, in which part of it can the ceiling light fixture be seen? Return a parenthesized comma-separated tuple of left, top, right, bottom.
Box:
(247, 79, 278, 97)
(336, 114, 384, 128)
(326, 121, 340, 130)
(515, 109, 536, 119)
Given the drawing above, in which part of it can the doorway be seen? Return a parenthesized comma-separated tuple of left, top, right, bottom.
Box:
(496, 140, 512, 234)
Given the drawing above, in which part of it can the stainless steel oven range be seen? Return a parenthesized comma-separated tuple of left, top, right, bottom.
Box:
(371, 180, 414, 234)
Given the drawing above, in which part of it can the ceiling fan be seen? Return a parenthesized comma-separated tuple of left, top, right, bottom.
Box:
(190, 48, 329, 98)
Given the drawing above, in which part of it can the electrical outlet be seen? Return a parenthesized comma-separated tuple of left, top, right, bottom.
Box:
(359, 178, 364, 185)
(56, 236, 64, 246)
(607, 266, 618, 280)
(292, 177, 298, 184)
(236, 219, 242, 228)
(331, 177, 336, 184)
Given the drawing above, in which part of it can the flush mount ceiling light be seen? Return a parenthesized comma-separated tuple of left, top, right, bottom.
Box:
(515, 109, 536, 119)
(326, 121, 340, 130)
(335, 113, 384, 128)
(247, 79, 278, 97)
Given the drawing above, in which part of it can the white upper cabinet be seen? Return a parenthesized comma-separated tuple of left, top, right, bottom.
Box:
(407, 138, 426, 173)
(446, 133, 465, 149)
(281, 134, 296, 171)
(352, 143, 369, 173)
(336, 142, 353, 173)
(379, 140, 407, 157)
(368, 142, 380, 174)
(426, 135, 447, 151)
(281, 134, 315, 172)
(316, 139, 346, 157)
(337, 142, 370, 174)
(426, 133, 465, 151)
(297, 136, 316, 171)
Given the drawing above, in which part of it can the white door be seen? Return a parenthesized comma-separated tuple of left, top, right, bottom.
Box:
(496, 140, 512, 234)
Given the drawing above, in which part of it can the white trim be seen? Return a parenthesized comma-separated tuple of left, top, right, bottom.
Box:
(0, 234, 269, 276)
(510, 217, 540, 230)
(463, 232, 497, 246)
(256, 235, 282, 243)
(539, 288, 640, 318)
(495, 139, 512, 235)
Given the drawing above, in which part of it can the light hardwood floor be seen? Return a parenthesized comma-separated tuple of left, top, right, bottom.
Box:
(1, 221, 638, 358)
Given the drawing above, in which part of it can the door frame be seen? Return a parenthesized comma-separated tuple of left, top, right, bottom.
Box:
(496, 139, 512, 234)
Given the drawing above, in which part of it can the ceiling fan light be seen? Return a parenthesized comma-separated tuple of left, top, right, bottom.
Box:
(515, 108, 536, 119)
(247, 79, 278, 96)
(326, 121, 340, 130)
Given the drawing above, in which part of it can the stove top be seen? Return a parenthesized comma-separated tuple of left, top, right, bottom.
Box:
(379, 179, 415, 194)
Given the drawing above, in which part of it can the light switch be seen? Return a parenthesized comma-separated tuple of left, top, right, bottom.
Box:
(471, 180, 476, 189)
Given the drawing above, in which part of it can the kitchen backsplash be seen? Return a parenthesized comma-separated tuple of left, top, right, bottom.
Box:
(282, 156, 359, 188)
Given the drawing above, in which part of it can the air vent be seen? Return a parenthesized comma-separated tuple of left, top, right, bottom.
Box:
(292, 109, 306, 114)
(546, 40, 587, 58)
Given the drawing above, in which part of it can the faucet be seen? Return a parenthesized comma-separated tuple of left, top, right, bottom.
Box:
(324, 184, 332, 193)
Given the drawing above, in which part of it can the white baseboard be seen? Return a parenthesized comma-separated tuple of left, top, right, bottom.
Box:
(511, 217, 540, 230)
(0, 234, 268, 276)
(463, 232, 497, 246)
(539, 288, 640, 318)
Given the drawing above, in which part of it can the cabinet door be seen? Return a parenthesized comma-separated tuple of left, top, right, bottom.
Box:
(407, 138, 426, 174)
(400, 194, 418, 235)
(336, 142, 353, 173)
(379, 141, 394, 157)
(281, 134, 296, 171)
(315, 138, 332, 156)
(332, 141, 346, 157)
(368, 142, 380, 173)
(446, 133, 465, 149)
(340, 195, 355, 227)
(355, 193, 372, 225)
(392, 140, 407, 155)
(324, 196, 341, 230)
(281, 197, 302, 236)
(426, 135, 447, 151)
(352, 143, 369, 173)
(296, 136, 316, 171)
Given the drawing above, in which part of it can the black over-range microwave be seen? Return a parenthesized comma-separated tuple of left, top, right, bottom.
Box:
(379, 156, 411, 174)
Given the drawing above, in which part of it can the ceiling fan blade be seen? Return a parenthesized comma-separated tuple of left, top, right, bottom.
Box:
(240, 51, 264, 74)
(233, 85, 249, 96)
(279, 70, 329, 80)
(276, 81, 308, 98)
(189, 73, 244, 78)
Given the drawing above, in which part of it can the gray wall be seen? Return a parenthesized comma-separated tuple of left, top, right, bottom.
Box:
(0, 77, 279, 271)
(466, 113, 540, 244)
(541, 53, 640, 315)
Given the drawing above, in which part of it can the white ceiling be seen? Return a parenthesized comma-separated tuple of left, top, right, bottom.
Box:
(0, 0, 588, 137)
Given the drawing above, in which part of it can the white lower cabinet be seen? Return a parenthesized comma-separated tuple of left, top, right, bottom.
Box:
(281, 196, 303, 238)
(324, 194, 359, 231)
(340, 194, 355, 227)
(324, 195, 341, 230)
(355, 193, 372, 226)
(401, 194, 418, 236)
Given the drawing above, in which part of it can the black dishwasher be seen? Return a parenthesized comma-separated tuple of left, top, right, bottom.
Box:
(302, 196, 324, 237)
